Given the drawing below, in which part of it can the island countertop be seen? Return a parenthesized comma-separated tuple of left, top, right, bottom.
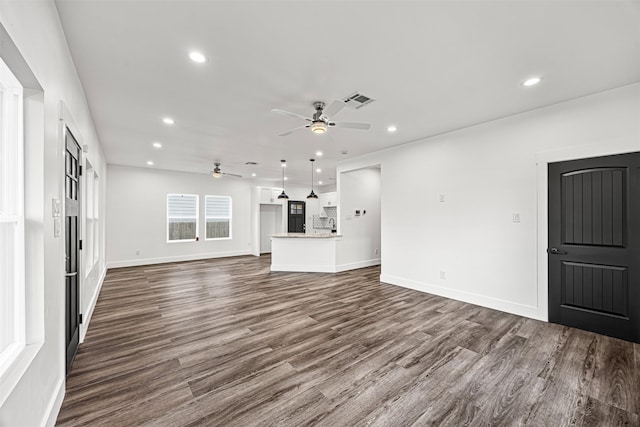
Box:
(271, 233, 341, 238)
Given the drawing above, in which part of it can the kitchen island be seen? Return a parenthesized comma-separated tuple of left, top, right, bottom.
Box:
(270, 233, 342, 273)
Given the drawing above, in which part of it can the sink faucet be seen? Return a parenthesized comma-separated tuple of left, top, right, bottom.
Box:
(328, 218, 335, 229)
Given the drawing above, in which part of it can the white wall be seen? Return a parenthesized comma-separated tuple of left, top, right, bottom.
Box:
(338, 83, 640, 320)
(0, 1, 107, 425)
(107, 165, 256, 267)
(337, 167, 382, 270)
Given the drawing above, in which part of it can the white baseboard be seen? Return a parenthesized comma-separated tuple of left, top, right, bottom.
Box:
(42, 378, 64, 427)
(271, 258, 381, 273)
(80, 267, 106, 343)
(380, 274, 541, 320)
(106, 250, 252, 269)
(271, 264, 336, 273)
(335, 258, 381, 272)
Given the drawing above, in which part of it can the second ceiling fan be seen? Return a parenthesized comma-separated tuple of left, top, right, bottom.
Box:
(272, 100, 371, 137)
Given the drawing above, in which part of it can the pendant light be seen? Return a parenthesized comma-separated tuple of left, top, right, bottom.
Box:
(277, 160, 289, 199)
(307, 159, 318, 199)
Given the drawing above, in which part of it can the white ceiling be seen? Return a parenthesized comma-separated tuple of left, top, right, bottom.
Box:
(55, 0, 640, 186)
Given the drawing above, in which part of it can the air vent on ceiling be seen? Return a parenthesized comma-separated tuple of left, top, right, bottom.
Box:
(343, 92, 375, 109)
(245, 161, 258, 165)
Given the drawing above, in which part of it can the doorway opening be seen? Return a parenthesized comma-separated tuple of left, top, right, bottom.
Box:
(259, 204, 282, 254)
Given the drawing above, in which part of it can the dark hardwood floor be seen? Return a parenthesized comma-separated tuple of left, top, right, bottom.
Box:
(56, 255, 640, 426)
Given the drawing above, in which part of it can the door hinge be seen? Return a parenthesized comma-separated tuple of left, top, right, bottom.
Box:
(79, 165, 83, 176)
(79, 240, 83, 250)
(79, 314, 83, 324)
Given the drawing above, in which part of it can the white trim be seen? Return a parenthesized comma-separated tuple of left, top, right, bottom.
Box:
(0, 342, 42, 407)
(381, 274, 541, 320)
(271, 258, 381, 273)
(271, 264, 337, 273)
(335, 258, 381, 272)
(106, 250, 252, 269)
(534, 142, 640, 321)
(41, 378, 64, 427)
(79, 267, 106, 343)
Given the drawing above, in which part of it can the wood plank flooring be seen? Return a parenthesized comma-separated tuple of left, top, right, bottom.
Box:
(56, 255, 640, 426)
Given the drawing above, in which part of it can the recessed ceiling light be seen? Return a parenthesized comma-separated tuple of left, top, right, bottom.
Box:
(152, 142, 162, 148)
(318, 181, 323, 185)
(284, 176, 288, 181)
(316, 168, 321, 173)
(146, 161, 154, 166)
(251, 173, 256, 177)
(387, 125, 397, 133)
(522, 77, 542, 87)
(189, 51, 207, 64)
(316, 151, 323, 157)
(162, 117, 175, 125)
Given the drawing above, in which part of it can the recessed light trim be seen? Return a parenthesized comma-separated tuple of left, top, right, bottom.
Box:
(251, 173, 256, 177)
(318, 181, 323, 185)
(162, 117, 175, 125)
(189, 51, 207, 64)
(316, 151, 323, 157)
(284, 176, 288, 181)
(152, 142, 162, 148)
(387, 125, 397, 133)
(316, 168, 321, 173)
(522, 76, 542, 87)
(146, 161, 154, 166)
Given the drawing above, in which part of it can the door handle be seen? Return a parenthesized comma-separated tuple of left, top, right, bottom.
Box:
(547, 247, 568, 255)
(65, 272, 78, 277)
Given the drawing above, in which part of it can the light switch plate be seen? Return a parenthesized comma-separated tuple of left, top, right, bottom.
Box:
(52, 198, 61, 218)
(512, 212, 521, 223)
(54, 218, 61, 237)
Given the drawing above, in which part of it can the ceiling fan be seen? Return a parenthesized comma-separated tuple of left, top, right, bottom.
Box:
(211, 162, 242, 178)
(272, 100, 371, 136)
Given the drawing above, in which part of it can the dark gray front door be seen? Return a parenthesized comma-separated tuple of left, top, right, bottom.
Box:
(548, 152, 640, 343)
(288, 201, 305, 233)
(65, 128, 81, 373)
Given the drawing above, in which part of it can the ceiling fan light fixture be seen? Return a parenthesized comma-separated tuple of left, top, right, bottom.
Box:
(310, 122, 327, 134)
(212, 163, 222, 178)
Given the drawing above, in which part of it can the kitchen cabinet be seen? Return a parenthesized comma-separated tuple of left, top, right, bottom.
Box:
(318, 191, 337, 208)
(259, 186, 284, 204)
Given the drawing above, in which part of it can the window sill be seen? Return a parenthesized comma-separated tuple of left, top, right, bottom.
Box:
(0, 341, 43, 407)
(204, 237, 232, 241)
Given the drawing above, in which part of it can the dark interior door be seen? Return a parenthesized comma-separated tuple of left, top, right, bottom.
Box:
(548, 152, 640, 343)
(288, 201, 305, 233)
(65, 128, 81, 373)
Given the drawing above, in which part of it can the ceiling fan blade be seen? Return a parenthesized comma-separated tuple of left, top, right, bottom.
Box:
(332, 122, 371, 130)
(223, 172, 243, 178)
(271, 109, 312, 122)
(278, 125, 309, 136)
(322, 99, 346, 118)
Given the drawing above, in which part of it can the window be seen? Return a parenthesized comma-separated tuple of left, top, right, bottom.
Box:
(93, 171, 99, 265)
(0, 57, 25, 369)
(84, 162, 94, 274)
(167, 194, 199, 242)
(84, 163, 100, 275)
(205, 195, 232, 240)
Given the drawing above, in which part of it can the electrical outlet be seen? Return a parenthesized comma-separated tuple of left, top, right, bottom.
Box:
(136, 250, 140, 256)
(375, 249, 379, 254)
(440, 271, 446, 280)
(512, 212, 521, 223)
(439, 194, 446, 202)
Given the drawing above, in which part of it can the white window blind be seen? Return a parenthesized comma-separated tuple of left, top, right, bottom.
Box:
(93, 171, 99, 264)
(205, 195, 231, 240)
(0, 56, 25, 369)
(167, 194, 199, 242)
(85, 163, 94, 274)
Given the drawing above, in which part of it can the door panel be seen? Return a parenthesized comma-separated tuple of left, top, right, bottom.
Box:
(65, 128, 81, 374)
(548, 152, 640, 343)
(288, 201, 305, 233)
